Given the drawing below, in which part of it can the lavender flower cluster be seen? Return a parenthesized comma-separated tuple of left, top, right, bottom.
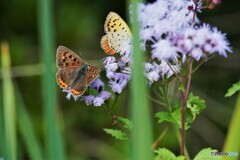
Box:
(67, 0, 232, 107)
(81, 41, 132, 107)
(138, 0, 231, 82)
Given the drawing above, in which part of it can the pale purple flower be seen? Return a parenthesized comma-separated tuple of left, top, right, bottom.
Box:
(140, 28, 154, 43)
(93, 97, 104, 107)
(144, 63, 153, 72)
(98, 91, 112, 100)
(105, 62, 118, 72)
(82, 95, 95, 106)
(159, 60, 180, 78)
(106, 71, 115, 79)
(146, 71, 160, 84)
(65, 91, 80, 101)
(151, 39, 178, 60)
(109, 81, 123, 94)
(191, 48, 204, 61)
(118, 54, 131, 66)
(66, 92, 72, 100)
(103, 56, 116, 65)
(90, 78, 104, 92)
(108, 73, 131, 94)
(210, 28, 232, 57)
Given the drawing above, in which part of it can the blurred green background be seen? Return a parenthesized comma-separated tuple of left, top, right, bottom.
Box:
(0, 0, 239, 159)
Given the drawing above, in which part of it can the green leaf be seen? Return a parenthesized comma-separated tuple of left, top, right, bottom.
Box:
(118, 116, 132, 130)
(155, 109, 182, 129)
(187, 93, 206, 119)
(185, 93, 206, 129)
(103, 128, 128, 141)
(225, 81, 240, 97)
(154, 148, 185, 160)
(194, 148, 221, 160)
(155, 93, 205, 130)
(155, 112, 176, 124)
(154, 148, 176, 160)
(176, 156, 185, 160)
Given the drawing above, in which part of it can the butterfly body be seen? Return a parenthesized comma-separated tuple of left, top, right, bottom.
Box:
(56, 46, 101, 97)
(101, 12, 132, 55)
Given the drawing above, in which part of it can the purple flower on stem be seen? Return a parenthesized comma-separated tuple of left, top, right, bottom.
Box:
(97, 91, 112, 100)
(90, 78, 104, 92)
(93, 97, 104, 107)
(82, 95, 95, 106)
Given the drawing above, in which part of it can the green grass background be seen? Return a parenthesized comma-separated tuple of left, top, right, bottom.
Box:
(0, 0, 239, 159)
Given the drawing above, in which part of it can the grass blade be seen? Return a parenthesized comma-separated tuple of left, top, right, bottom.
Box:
(37, 0, 66, 159)
(15, 85, 44, 160)
(0, 74, 5, 158)
(223, 93, 240, 160)
(1, 42, 17, 160)
(130, 0, 153, 159)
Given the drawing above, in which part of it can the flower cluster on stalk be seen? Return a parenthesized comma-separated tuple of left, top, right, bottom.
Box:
(65, 0, 232, 107)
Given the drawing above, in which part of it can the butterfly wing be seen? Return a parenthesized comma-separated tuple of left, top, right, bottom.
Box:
(56, 46, 101, 96)
(101, 32, 131, 55)
(69, 65, 88, 96)
(56, 46, 88, 96)
(101, 12, 132, 55)
(86, 65, 101, 84)
(56, 68, 81, 90)
(56, 45, 84, 68)
(104, 12, 131, 34)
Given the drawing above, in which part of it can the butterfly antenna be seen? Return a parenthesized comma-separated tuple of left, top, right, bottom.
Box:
(99, 64, 105, 70)
(78, 51, 87, 62)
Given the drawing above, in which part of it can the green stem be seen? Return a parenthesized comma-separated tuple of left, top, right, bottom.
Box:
(180, 59, 193, 155)
(174, 126, 190, 160)
(151, 128, 168, 150)
(148, 96, 165, 106)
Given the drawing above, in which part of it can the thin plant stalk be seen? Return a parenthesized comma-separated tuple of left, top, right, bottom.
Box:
(130, 0, 153, 159)
(1, 42, 17, 160)
(15, 85, 44, 160)
(223, 93, 240, 160)
(0, 79, 5, 159)
(37, 0, 66, 159)
(180, 59, 193, 155)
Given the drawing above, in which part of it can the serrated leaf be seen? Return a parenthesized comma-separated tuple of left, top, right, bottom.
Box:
(225, 81, 240, 97)
(155, 112, 176, 124)
(154, 148, 176, 160)
(155, 93, 206, 130)
(185, 93, 206, 128)
(103, 128, 128, 141)
(170, 108, 182, 128)
(194, 148, 221, 160)
(118, 116, 132, 129)
(187, 93, 206, 116)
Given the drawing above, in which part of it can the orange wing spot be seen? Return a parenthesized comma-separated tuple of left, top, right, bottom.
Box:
(57, 77, 68, 89)
(101, 36, 115, 55)
(70, 89, 81, 96)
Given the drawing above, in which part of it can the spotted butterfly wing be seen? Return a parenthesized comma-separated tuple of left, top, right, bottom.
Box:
(86, 65, 101, 84)
(104, 12, 131, 33)
(56, 45, 84, 68)
(101, 12, 132, 55)
(56, 46, 101, 96)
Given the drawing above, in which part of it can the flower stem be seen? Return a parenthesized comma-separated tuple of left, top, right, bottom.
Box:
(180, 59, 193, 155)
(151, 128, 168, 150)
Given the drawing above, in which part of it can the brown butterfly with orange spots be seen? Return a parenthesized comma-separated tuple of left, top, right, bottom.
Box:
(56, 46, 101, 96)
(101, 12, 132, 55)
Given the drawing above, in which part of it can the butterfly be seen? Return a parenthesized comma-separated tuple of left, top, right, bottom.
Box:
(101, 12, 132, 55)
(56, 46, 101, 97)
